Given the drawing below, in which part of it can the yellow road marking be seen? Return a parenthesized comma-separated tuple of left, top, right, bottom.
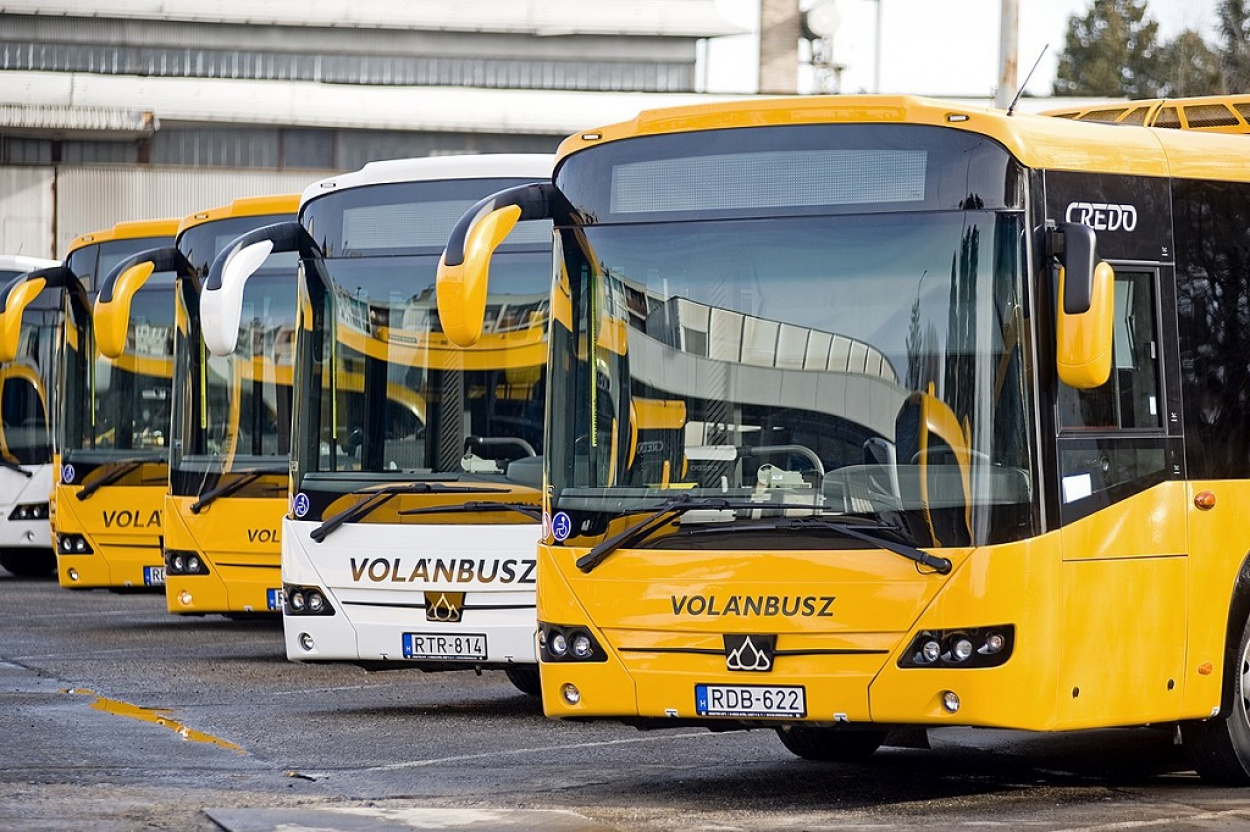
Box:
(63, 688, 245, 753)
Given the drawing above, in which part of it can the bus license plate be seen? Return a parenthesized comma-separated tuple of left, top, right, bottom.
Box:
(266, 589, 283, 611)
(402, 633, 487, 661)
(696, 684, 806, 718)
(143, 566, 165, 587)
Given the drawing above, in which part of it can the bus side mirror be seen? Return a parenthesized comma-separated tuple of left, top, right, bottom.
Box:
(203, 221, 310, 356)
(1054, 222, 1115, 389)
(95, 246, 187, 359)
(437, 182, 559, 348)
(0, 270, 59, 363)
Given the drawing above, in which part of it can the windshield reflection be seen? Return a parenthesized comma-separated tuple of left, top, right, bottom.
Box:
(294, 251, 550, 483)
(548, 210, 1036, 548)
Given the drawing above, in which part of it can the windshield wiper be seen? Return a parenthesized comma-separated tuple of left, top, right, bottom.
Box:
(398, 500, 542, 521)
(309, 482, 510, 543)
(190, 467, 288, 514)
(674, 515, 952, 574)
(76, 460, 147, 501)
(0, 457, 32, 478)
(576, 494, 777, 574)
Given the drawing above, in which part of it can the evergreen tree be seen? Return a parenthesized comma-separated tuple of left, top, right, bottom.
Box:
(1218, 0, 1250, 92)
(1053, 0, 1163, 97)
(1159, 30, 1222, 96)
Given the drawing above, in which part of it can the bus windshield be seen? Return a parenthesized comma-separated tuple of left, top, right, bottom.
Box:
(170, 215, 298, 497)
(0, 295, 58, 466)
(61, 250, 175, 465)
(294, 179, 551, 488)
(548, 127, 1037, 548)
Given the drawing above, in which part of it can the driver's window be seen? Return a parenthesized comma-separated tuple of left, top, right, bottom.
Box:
(1056, 268, 1167, 517)
(1059, 270, 1161, 430)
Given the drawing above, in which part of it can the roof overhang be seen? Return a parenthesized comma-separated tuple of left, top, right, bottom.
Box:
(0, 104, 158, 139)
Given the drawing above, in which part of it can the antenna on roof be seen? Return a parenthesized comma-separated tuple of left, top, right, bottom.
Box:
(1007, 44, 1049, 117)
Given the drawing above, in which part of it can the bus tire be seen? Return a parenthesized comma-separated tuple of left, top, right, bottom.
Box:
(775, 726, 886, 762)
(1181, 610, 1250, 785)
(504, 665, 542, 696)
(0, 547, 55, 577)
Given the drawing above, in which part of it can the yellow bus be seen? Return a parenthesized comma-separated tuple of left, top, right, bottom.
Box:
(95, 195, 299, 614)
(0, 254, 60, 577)
(438, 94, 1250, 783)
(203, 156, 552, 694)
(0, 219, 179, 589)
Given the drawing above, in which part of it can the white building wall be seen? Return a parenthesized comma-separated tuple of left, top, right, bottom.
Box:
(0, 167, 56, 259)
(52, 166, 333, 255)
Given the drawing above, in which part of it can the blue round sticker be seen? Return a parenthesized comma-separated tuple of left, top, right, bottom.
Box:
(62, 464, 75, 485)
(551, 511, 573, 542)
(293, 492, 310, 518)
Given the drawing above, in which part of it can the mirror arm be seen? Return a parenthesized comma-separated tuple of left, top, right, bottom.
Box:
(443, 182, 563, 268)
(1054, 222, 1097, 315)
(205, 221, 319, 293)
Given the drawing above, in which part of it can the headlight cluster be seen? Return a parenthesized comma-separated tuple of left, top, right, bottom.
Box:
(898, 625, 1014, 669)
(9, 502, 49, 521)
(539, 622, 607, 663)
(284, 583, 335, 616)
(165, 549, 210, 575)
(57, 533, 93, 554)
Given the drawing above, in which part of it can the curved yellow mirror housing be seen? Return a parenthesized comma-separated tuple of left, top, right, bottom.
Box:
(436, 204, 522, 347)
(1057, 261, 1115, 389)
(0, 277, 49, 363)
(94, 261, 155, 359)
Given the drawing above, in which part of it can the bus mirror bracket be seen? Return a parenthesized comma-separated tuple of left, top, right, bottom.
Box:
(203, 221, 315, 357)
(95, 246, 188, 359)
(437, 182, 559, 348)
(1052, 222, 1114, 389)
(0, 266, 79, 363)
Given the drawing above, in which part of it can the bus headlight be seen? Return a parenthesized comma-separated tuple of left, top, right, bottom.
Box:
(9, 502, 49, 520)
(899, 626, 1014, 669)
(57, 533, 93, 554)
(539, 623, 607, 663)
(284, 583, 334, 616)
(164, 549, 209, 575)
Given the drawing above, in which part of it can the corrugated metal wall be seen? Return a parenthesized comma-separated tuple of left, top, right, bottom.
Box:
(0, 166, 55, 259)
(53, 166, 333, 254)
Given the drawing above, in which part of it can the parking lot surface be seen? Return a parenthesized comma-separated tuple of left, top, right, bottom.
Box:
(3, 569, 1250, 831)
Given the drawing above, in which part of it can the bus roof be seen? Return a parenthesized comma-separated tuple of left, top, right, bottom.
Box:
(0, 254, 58, 273)
(300, 153, 553, 207)
(555, 94, 1250, 185)
(175, 193, 300, 237)
(67, 217, 181, 254)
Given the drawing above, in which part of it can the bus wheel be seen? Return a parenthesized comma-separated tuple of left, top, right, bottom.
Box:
(0, 547, 55, 578)
(775, 726, 886, 762)
(504, 665, 542, 696)
(1181, 612, 1250, 785)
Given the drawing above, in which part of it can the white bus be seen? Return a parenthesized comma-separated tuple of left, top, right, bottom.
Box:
(0, 255, 59, 576)
(203, 155, 553, 694)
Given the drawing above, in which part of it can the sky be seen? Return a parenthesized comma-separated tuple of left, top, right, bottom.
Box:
(704, 0, 1222, 97)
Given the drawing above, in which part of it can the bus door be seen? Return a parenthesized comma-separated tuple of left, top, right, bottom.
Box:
(1054, 261, 1188, 725)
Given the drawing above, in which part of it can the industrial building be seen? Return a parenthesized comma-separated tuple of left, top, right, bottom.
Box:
(0, 0, 742, 255)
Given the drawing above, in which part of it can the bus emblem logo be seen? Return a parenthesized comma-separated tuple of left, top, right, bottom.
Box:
(1064, 201, 1138, 232)
(425, 591, 465, 623)
(724, 634, 775, 672)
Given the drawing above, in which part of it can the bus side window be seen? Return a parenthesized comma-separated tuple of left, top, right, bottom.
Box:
(1058, 271, 1160, 430)
(1056, 269, 1167, 515)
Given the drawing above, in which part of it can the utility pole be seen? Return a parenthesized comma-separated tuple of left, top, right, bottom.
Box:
(995, 0, 1019, 108)
(759, 0, 801, 94)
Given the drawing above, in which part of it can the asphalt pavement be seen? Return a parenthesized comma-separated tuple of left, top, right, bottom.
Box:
(3, 567, 1250, 831)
